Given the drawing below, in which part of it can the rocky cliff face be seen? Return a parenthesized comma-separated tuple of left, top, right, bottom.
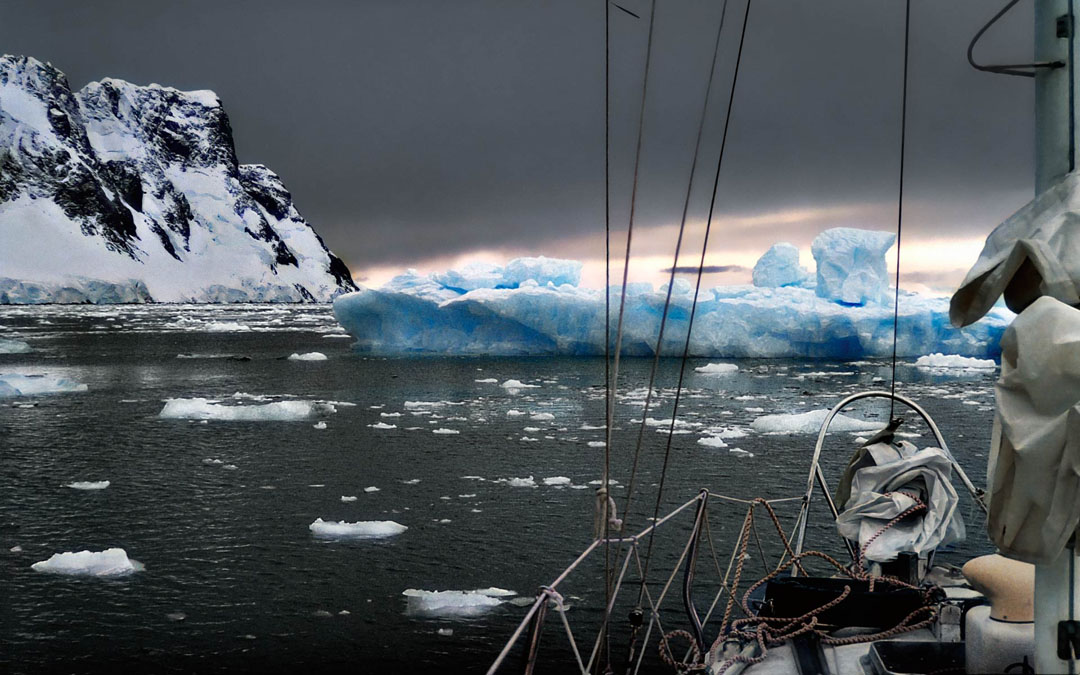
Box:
(0, 55, 357, 302)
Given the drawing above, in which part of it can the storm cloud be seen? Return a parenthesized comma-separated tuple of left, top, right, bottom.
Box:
(1, 0, 1037, 277)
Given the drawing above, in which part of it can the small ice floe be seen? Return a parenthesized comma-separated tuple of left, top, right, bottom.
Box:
(501, 379, 539, 391)
(433, 428, 459, 435)
(506, 409, 526, 417)
(0, 373, 87, 398)
(436, 519, 452, 524)
(203, 458, 223, 465)
(587, 479, 619, 486)
(309, 519, 407, 539)
(10, 545, 23, 552)
(287, 352, 328, 361)
(523, 426, 541, 432)
(587, 441, 606, 448)
(913, 353, 996, 371)
(729, 448, 754, 458)
(166, 611, 187, 622)
(403, 588, 516, 616)
(462, 475, 485, 481)
(203, 321, 251, 332)
(364, 486, 380, 493)
(369, 422, 397, 430)
(530, 412, 555, 421)
(405, 400, 446, 410)
(542, 476, 571, 486)
(341, 496, 358, 502)
(380, 412, 402, 417)
(701, 426, 749, 439)
(65, 481, 110, 490)
(745, 407, 765, 413)
(313, 610, 333, 618)
(437, 628, 454, 636)
(694, 363, 738, 375)
(402, 479, 421, 485)
(338, 610, 351, 615)
(697, 437, 728, 449)
(580, 423, 606, 430)
(750, 409, 880, 434)
(520, 436, 539, 442)
(313, 421, 327, 430)
(31, 548, 141, 577)
(0, 338, 31, 354)
(159, 398, 335, 422)
(475, 378, 498, 384)
(499, 476, 536, 488)
(459, 493, 477, 498)
(222, 464, 238, 471)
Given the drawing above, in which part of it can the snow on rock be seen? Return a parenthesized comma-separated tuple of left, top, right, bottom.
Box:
(914, 353, 996, 370)
(0, 338, 31, 353)
(694, 363, 738, 375)
(65, 480, 110, 490)
(288, 352, 328, 361)
(752, 242, 809, 288)
(751, 409, 882, 434)
(0, 55, 356, 304)
(31, 548, 139, 576)
(403, 587, 517, 616)
(308, 519, 406, 538)
(159, 397, 335, 421)
(333, 230, 1007, 358)
(811, 228, 896, 306)
(0, 373, 87, 397)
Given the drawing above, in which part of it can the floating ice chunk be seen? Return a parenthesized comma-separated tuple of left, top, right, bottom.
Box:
(695, 362, 739, 375)
(403, 587, 517, 616)
(405, 401, 445, 409)
(204, 322, 252, 332)
(364, 486, 380, 493)
(159, 398, 335, 422)
(750, 409, 881, 434)
(501, 379, 539, 390)
(0, 338, 31, 354)
(701, 426, 749, 439)
(506, 409, 526, 417)
(313, 421, 327, 430)
(288, 352, 328, 361)
(402, 478, 422, 484)
(222, 464, 238, 471)
(752, 242, 810, 288)
(530, 412, 555, 421)
(203, 458, 223, 465)
(309, 519, 406, 538)
(433, 428, 459, 435)
(520, 436, 539, 442)
(729, 448, 754, 457)
(341, 495, 357, 502)
(811, 227, 896, 306)
(369, 422, 397, 429)
(0, 373, 87, 397)
(697, 437, 729, 448)
(542, 476, 572, 486)
(65, 481, 110, 490)
(580, 423, 606, 430)
(31, 548, 140, 576)
(437, 628, 454, 636)
(380, 412, 402, 417)
(523, 426, 541, 432)
(475, 378, 498, 384)
(587, 441, 606, 448)
(501, 476, 536, 487)
(913, 353, 996, 370)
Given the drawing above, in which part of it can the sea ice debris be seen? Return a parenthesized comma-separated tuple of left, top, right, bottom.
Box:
(287, 352, 328, 361)
(309, 519, 406, 538)
(31, 548, 139, 576)
(65, 481, 110, 490)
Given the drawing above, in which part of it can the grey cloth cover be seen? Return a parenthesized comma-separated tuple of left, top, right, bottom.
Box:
(951, 171, 1080, 327)
(835, 440, 965, 562)
(988, 296, 1080, 564)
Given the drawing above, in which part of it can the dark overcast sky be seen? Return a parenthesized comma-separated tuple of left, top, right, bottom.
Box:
(1, 0, 1037, 281)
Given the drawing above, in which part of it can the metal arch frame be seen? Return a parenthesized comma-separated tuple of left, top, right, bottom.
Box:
(790, 390, 988, 564)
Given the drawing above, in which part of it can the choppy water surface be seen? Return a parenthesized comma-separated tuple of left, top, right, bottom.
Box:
(0, 305, 997, 673)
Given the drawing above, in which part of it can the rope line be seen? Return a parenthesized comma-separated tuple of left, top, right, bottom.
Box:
(888, 0, 910, 422)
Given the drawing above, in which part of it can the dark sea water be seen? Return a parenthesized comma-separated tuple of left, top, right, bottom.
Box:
(0, 305, 997, 674)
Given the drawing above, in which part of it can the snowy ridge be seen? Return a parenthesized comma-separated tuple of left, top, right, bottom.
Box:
(0, 55, 357, 303)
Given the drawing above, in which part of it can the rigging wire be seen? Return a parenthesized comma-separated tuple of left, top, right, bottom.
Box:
(636, 0, 754, 606)
(888, 0, 911, 422)
(602, 0, 613, 667)
(615, 0, 731, 577)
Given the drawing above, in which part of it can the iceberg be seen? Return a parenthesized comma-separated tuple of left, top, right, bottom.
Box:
(752, 242, 809, 288)
(159, 398, 335, 421)
(751, 409, 882, 434)
(913, 353, 996, 370)
(288, 352, 328, 361)
(31, 548, 140, 576)
(403, 587, 517, 616)
(308, 518, 406, 538)
(0, 338, 31, 354)
(0, 373, 87, 397)
(811, 228, 896, 305)
(695, 363, 738, 375)
(333, 234, 1008, 359)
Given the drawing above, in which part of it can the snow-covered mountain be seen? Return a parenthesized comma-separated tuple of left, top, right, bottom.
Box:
(0, 55, 357, 303)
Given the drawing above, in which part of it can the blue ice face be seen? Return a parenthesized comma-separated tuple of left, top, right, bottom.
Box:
(810, 228, 897, 306)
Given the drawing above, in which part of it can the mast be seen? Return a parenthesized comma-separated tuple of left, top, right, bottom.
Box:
(1033, 2, 1079, 671)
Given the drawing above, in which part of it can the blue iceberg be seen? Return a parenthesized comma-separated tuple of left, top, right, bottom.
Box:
(333, 233, 1010, 358)
(752, 242, 810, 288)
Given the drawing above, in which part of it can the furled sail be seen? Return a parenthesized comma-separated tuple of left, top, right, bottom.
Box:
(951, 171, 1080, 327)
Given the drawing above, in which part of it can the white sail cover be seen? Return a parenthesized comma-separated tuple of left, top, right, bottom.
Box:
(987, 296, 1080, 564)
(835, 441, 965, 562)
(951, 171, 1080, 327)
